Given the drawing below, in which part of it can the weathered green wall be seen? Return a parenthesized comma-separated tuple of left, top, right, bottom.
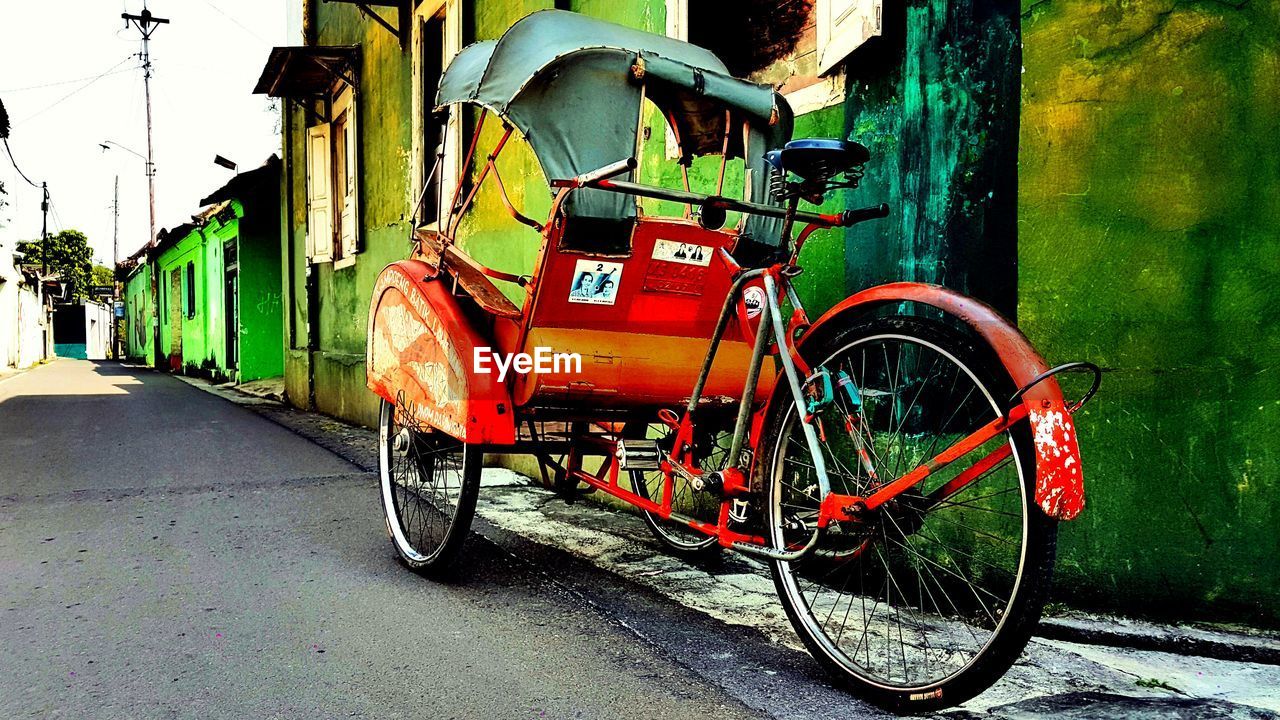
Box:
(236, 196, 286, 382)
(124, 264, 153, 362)
(282, 1, 417, 428)
(155, 219, 231, 378)
(1019, 0, 1280, 625)
(788, 1, 1022, 317)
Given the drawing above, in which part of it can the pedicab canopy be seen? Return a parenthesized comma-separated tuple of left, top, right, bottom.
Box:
(436, 10, 795, 247)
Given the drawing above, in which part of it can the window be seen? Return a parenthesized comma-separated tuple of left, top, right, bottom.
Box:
(412, 0, 463, 228)
(670, 0, 882, 115)
(306, 83, 360, 266)
(185, 262, 196, 319)
(816, 0, 881, 75)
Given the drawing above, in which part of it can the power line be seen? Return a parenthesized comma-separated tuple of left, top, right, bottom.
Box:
(13, 55, 137, 128)
(48, 197, 65, 234)
(0, 67, 134, 94)
(3, 137, 40, 188)
(194, 0, 272, 46)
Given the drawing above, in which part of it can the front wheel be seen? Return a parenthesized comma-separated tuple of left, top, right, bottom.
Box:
(759, 315, 1057, 712)
(378, 397, 481, 573)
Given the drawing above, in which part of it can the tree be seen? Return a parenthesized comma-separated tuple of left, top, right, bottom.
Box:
(18, 229, 94, 302)
(91, 265, 114, 288)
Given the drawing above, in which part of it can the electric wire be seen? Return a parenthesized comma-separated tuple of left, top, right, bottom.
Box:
(0, 68, 134, 94)
(194, 0, 273, 46)
(13, 55, 137, 128)
(3, 138, 40, 188)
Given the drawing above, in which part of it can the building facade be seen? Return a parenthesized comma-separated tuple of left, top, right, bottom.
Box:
(51, 302, 111, 360)
(0, 242, 49, 370)
(122, 158, 284, 383)
(260, 0, 1278, 624)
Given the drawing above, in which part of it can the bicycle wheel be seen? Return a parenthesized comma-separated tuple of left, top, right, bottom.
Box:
(378, 397, 481, 573)
(760, 315, 1056, 712)
(627, 423, 723, 555)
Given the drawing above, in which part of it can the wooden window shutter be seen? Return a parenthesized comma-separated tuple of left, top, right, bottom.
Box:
(306, 122, 334, 263)
(339, 93, 360, 259)
(816, 0, 882, 75)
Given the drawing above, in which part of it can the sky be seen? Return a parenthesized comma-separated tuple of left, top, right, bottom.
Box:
(0, 0, 292, 266)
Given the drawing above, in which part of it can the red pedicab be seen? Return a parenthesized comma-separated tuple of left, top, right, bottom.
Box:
(366, 11, 1100, 712)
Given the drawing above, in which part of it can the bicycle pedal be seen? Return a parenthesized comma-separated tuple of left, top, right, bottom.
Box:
(616, 438, 661, 471)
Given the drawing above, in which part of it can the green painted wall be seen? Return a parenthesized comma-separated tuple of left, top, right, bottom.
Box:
(124, 264, 154, 362)
(282, 1, 418, 428)
(1019, 0, 1280, 625)
(155, 221, 230, 378)
(236, 193, 286, 382)
(127, 186, 283, 383)
(786, 1, 1022, 317)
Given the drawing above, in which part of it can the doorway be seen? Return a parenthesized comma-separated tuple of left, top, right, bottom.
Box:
(225, 238, 239, 377)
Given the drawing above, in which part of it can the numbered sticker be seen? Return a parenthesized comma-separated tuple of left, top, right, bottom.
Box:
(652, 239, 712, 267)
(568, 260, 623, 305)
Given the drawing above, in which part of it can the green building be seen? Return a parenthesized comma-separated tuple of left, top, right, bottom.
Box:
(121, 157, 284, 383)
(258, 1, 1277, 625)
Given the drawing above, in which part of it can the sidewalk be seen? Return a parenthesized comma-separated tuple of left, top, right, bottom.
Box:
(181, 374, 1280, 717)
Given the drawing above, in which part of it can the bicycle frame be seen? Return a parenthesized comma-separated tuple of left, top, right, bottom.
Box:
(538, 180, 1091, 557)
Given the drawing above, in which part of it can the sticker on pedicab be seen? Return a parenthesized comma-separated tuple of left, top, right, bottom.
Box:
(742, 285, 765, 319)
(568, 260, 622, 305)
(652, 239, 712, 267)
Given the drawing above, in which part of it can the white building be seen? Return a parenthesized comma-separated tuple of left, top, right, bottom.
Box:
(0, 241, 49, 370)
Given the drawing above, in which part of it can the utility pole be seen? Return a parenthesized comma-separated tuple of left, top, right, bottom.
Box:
(112, 175, 120, 268)
(112, 175, 121, 359)
(40, 182, 48, 275)
(123, 5, 166, 247)
(122, 3, 168, 368)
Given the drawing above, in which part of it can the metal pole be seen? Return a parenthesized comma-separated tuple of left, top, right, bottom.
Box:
(142, 31, 157, 248)
(40, 182, 48, 275)
(122, 4, 168, 369)
(112, 175, 121, 359)
(113, 175, 120, 267)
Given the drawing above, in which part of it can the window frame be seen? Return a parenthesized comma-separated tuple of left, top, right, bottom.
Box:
(666, 0, 873, 116)
(304, 82, 360, 268)
(331, 83, 360, 269)
(411, 0, 464, 231)
(185, 261, 196, 320)
(816, 0, 882, 76)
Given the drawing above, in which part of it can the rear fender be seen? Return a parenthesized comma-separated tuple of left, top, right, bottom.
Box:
(366, 260, 516, 445)
(797, 282, 1085, 520)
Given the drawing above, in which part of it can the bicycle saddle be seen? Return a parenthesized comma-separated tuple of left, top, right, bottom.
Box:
(766, 138, 870, 182)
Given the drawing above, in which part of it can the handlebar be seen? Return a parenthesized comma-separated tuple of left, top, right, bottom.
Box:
(839, 203, 890, 226)
(552, 159, 888, 229)
(550, 157, 637, 189)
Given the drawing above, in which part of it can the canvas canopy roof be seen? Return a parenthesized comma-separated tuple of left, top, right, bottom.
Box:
(436, 10, 793, 242)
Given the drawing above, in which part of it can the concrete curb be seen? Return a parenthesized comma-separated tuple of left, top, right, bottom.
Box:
(1039, 614, 1280, 666)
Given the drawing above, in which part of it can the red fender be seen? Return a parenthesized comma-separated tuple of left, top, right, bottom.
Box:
(366, 260, 516, 445)
(797, 282, 1085, 521)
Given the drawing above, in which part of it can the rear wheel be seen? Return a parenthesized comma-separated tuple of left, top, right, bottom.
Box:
(627, 423, 723, 555)
(760, 315, 1056, 712)
(378, 397, 481, 573)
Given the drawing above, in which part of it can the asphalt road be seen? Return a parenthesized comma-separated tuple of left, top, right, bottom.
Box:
(0, 360, 763, 719)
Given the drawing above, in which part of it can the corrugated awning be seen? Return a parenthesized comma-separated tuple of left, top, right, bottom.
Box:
(253, 46, 360, 98)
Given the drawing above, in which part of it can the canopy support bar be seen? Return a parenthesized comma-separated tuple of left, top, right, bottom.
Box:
(322, 0, 410, 48)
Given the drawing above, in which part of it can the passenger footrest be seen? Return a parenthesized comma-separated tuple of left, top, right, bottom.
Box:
(616, 438, 661, 471)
